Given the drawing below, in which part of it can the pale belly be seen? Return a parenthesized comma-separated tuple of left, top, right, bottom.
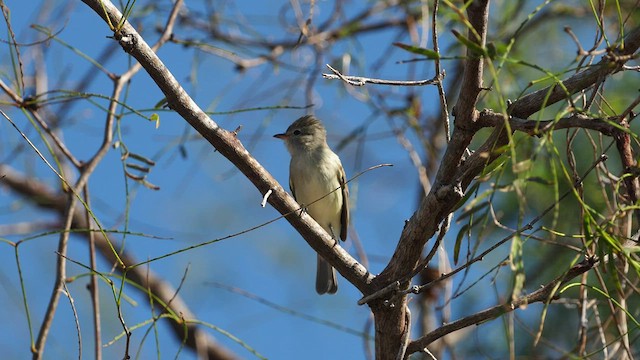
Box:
(290, 155, 343, 238)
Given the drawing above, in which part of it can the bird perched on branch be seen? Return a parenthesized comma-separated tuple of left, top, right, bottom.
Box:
(274, 115, 349, 294)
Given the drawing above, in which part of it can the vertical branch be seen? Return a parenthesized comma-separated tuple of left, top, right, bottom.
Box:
(432, 0, 489, 187)
(83, 187, 102, 360)
(33, 41, 120, 360)
(431, 0, 450, 143)
(370, 2, 492, 359)
(614, 261, 633, 359)
(33, 193, 77, 359)
(613, 118, 640, 225)
(377, 0, 491, 288)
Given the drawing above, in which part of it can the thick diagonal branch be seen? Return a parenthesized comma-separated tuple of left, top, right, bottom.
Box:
(79, 0, 373, 294)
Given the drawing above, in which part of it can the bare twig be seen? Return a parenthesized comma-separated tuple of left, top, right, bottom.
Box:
(388, 121, 431, 195)
(358, 281, 400, 306)
(62, 282, 82, 359)
(476, 110, 623, 136)
(323, 64, 441, 86)
(432, 0, 450, 142)
(0, 78, 82, 167)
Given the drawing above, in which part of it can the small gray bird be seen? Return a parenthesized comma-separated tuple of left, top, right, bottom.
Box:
(274, 115, 349, 294)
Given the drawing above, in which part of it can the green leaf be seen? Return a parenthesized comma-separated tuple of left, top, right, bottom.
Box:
(480, 154, 507, 177)
(454, 224, 469, 265)
(153, 97, 168, 109)
(392, 42, 440, 59)
(510, 234, 526, 303)
(458, 201, 489, 221)
(451, 29, 486, 57)
(486, 41, 508, 59)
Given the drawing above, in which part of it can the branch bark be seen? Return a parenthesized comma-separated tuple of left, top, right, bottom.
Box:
(508, 26, 640, 119)
(476, 111, 621, 136)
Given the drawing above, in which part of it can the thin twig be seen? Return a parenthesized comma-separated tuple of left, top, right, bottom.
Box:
(388, 121, 431, 195)
(432, 0, 450, 142)
(208, 282, 368, 337)
(0, 78, 82, 167)
(62, 281, 82, 360)
(323, 64, 441, 86)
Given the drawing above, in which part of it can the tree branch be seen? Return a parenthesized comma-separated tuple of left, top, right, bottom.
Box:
(366, 2, 491, 359)
(375, 0, 490, 289)
(509, 26, 640, 119)
(322, 64, 442, 86)
(476, 110, 621, 136)
(79, 0, 374, 294)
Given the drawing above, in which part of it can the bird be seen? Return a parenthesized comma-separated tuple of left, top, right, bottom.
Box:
(274, 115, 349, 294)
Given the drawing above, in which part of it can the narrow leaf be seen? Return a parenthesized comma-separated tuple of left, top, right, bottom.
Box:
(451, 29, 486, 56)
(393, 42, 440, 59)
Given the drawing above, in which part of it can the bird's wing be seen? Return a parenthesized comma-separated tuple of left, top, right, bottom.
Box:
(338, 165, 349, 241)
(289, 176, 297, 201)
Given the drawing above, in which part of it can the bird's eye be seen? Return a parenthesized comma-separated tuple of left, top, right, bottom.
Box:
(293, 129, 301, 135)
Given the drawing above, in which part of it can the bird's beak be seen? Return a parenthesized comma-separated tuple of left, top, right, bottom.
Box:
(273, 133, 288, 140)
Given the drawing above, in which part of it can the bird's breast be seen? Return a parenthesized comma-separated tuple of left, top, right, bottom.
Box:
(289, 151, 343, 234)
